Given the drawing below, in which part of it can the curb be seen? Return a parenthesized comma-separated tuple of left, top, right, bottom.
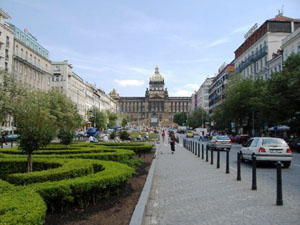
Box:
(129, 143, 158, 225)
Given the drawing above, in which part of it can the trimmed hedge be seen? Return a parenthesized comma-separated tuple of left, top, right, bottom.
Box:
(0, 180, 46, 225)
(0, 158, 103, 185)
(28, 160, 134, 211)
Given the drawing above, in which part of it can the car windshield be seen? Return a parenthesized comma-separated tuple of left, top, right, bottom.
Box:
(262, 138, 287, 146)
(216, 136, 230, 140)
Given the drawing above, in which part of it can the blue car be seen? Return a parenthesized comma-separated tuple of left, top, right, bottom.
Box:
(86, 127, 98, 136)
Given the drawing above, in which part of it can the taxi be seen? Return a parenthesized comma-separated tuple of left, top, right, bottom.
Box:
(186, 130, 194, 138)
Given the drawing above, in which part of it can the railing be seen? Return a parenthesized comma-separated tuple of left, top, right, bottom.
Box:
(236, 46, 268, 73)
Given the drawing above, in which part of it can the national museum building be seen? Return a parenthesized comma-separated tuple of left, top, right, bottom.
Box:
(109, 66, 191, 127)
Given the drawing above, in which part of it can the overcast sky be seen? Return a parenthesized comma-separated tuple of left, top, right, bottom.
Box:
(2, 0, 300, 96)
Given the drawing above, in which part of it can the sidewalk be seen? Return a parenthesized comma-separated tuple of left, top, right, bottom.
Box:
(143, 139, 300, 225)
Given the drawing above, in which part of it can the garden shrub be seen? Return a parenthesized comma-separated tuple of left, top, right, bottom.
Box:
(0, 180, 46, 225)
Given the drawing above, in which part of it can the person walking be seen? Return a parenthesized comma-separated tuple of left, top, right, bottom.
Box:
(169, 132, 176, 154)
(1, 129, 7, 145)
(161, 130, 165, 142)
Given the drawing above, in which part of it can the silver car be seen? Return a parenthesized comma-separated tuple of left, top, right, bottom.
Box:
(206, 135, 232, 151)
(240, 137, 292, 168)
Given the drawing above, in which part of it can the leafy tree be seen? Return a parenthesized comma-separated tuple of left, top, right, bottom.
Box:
(15, 91, 56, 172)
(57, 128, 75, 145)
(0, 71, 26, 125)
(88, 106, 107, 130)
(108, 112, 118, 128)
(121, 116, 129, 128)
(173, 112, 187, 126)
(187, 108, 209, 129)
(120, 130, 130, 140)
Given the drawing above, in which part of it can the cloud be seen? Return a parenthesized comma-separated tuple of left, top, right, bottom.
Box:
(229, 24, 254, 35)
(128, 67, 153, 76)
(170, 89, 193, 97)
(207, 38, 229, 48)
(184, 83, 200, 89)
(163, 35, 202, 49)
(114, 79, 145, 87)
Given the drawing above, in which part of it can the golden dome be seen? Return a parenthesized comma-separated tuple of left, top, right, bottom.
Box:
(150, 65, 164, 82)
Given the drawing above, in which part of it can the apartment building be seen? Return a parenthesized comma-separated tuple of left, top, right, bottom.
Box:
(235, 13, 300, 80)
(282, 27, 300, 61)
(0, 9, 14, 73)
(197, 77, 214, 113)
(209, 62, 235, 115)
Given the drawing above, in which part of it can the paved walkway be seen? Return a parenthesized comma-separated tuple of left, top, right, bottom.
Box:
(143, 139, 300, 225)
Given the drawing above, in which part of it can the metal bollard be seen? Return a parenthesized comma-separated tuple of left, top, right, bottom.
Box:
(237, 152, 241, 181)
(276, 161, 283, 206)
(251, 153, 257, 190)
(217, 148, 220, 169)
(226, 150, 230, 174)
(195, 142, 197, 156)
(202, 144, 204, 159)
(192, 141, 194, 153)
(198, 143, 200, 157)
(210, 148, 214, 165)
(206, 145, 208, 162)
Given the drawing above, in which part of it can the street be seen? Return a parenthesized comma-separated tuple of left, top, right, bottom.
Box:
(177, 133, 300, 205)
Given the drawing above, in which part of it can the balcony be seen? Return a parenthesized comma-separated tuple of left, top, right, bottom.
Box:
(236, 46, 268, 73)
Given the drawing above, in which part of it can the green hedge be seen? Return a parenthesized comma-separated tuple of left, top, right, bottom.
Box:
(28, 160, 134, 211)
(0, 158, 103, 185)
(0, 180, 46, 225)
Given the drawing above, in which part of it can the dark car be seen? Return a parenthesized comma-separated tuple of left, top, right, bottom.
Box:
(237, 135, 249, 144)
(4, 134, 20, 142)
(287, 138, 300, 152)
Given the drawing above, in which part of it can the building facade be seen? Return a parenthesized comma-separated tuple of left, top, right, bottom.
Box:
(209, 62, 235, 115)
(196, 77, 214, 113)
(0, 9, 14, 73)
(282, 27, 300, 61)
(10, 23, 52, 91)
(235, 13, 300, 80)
(110, 66, 191, 127)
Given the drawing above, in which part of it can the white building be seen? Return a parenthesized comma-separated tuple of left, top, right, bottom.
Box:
(267, 51, 283, 78)
(282, 27, 300, 61)
(209, 62, 235, 116)
(197, 77, 214, 113)
(0, 9, 14, 73)
(235, 13, 300, 80)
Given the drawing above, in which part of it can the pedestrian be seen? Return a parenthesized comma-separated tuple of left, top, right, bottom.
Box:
(1, 129, 7, 145)
(169, 132, 176, 154)
(145, 131, 149, 140)
(162, 130, 165, 142)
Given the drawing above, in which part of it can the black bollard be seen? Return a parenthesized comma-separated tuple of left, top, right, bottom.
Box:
(226, 150, 230, 174)
(206, 145, 208, 162)
(251, 153, 257, 190)
(217, 148, 220, 169)
(192, 141, 194, 153)
(210, 148, 214, 165)
(237, 152, 241, 181)
(202, 144, 204, 159)
(276, 161, 283, 206)
(195, 142, 197, 156)
(198, 143, 200, 157)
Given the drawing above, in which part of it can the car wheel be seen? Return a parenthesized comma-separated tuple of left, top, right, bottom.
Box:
(282, 161, 291, 168)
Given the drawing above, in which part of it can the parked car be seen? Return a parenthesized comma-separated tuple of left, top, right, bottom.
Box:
(206, 135, 232, 151)
(240, 137, 292, 168)
(237, 134, 249, 144)
(186, 130, 194, 138)
(286, 138, 300, 152)
(4, 134, 20, 142)
(86, 127, 98, 136)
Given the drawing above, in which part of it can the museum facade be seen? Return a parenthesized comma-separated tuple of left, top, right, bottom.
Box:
(109, 66, 191, 127)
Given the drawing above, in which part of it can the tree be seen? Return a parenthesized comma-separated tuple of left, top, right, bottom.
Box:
(108, 112, 118, 128)
(121, 116, 129, 128)
(187, 108, 209, 129)
(47, 90, 82, 145)
(88, 106, 107, 130)
(173, 112, 187, 126)
(0, 71, 26, 125)
(15, 91, 57, 172)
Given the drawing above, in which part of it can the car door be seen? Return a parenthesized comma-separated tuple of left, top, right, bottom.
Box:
(207, 136, 215, 149)
(248, 138, 259, 156)
(241, 139, 253, 160)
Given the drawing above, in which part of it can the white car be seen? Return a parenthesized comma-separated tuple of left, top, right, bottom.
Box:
(240, 137, 292, 168)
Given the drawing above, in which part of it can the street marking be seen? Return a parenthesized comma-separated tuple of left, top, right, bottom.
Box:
(293, 163, 300, 167)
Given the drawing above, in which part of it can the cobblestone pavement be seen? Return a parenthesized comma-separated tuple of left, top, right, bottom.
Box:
(143, 137, 300, 225)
